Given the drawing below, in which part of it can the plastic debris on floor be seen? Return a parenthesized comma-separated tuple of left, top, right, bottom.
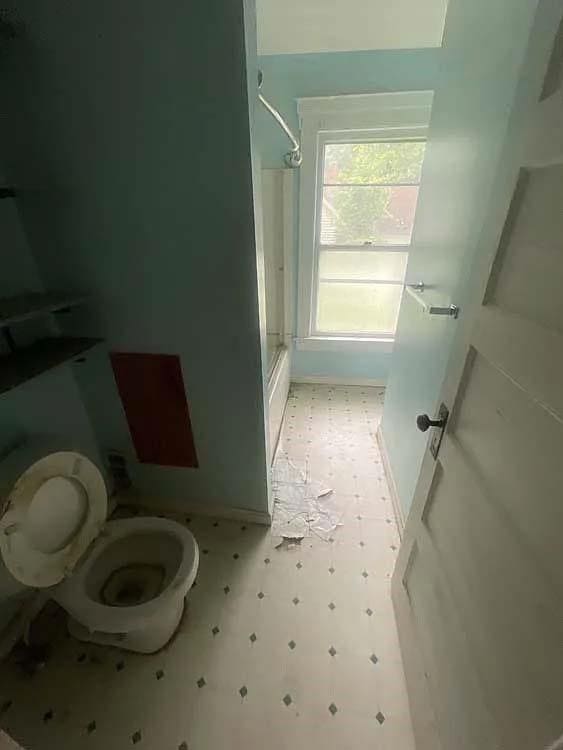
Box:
(271, 453, 340, 540)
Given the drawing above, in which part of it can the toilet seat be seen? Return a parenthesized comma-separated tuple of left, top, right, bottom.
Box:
(0, 452, 107, 588)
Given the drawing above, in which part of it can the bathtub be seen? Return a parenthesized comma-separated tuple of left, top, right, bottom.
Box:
(268, 344, 291, 464)
(261, 167, 295, 464)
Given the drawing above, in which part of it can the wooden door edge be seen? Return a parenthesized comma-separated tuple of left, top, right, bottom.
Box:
(391, 572, 444, 750)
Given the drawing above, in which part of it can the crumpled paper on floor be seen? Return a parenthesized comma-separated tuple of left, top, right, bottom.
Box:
(270, 454, 341, 541)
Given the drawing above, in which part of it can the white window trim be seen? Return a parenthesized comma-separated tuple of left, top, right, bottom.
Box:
(296, 91, 433, 351)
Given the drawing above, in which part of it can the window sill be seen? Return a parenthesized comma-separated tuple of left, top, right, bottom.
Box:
(295, 336, 394, 353)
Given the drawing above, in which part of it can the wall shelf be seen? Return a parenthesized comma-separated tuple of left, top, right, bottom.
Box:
(0, 292, 89, 328)
(0, 188, 15, 199)
(0, 336, 101, 394)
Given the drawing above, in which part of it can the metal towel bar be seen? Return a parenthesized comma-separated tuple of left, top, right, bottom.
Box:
(405, 283, 459, 319)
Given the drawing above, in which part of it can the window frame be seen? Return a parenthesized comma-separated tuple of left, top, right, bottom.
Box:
(296, 92, 433, 351)
(312, 131, 425, 339)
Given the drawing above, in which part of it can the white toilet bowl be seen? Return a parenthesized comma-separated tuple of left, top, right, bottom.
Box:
(0, 452, 199, 654)
(55, 517, 199, 652)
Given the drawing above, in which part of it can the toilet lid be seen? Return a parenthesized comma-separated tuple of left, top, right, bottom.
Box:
(0, 452, 107, 588)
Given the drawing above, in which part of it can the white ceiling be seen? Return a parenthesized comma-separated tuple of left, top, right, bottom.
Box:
(256, 0, 449, 56)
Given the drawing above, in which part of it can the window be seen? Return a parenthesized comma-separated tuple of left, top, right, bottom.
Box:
(296, 92, 433, 351)
(316, 139, 425, 337)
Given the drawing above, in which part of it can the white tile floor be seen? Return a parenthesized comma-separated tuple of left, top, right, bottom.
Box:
(0, 384, 414, 750)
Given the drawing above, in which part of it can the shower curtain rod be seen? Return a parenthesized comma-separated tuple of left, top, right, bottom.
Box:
(258, 71, 302, 168)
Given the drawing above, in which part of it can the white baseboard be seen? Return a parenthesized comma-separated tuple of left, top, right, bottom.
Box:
(376, 426, 405, 537)
(291, 375, 386, 387)
(116, 492, 272, 527)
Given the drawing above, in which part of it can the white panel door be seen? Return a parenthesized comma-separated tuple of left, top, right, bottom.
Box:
(392, 6, 563, 750)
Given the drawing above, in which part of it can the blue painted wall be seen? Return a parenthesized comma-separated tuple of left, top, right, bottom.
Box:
(257, 49, 441, 168)
(0, 197, 101, 465)
(256, 48, 441, 382)
(2, 0, 270, 514)
(291, 347, 392, 382)
(380, 0, 543, 517)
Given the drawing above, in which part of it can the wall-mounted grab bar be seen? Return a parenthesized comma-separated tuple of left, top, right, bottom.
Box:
(258, 71, 302, 168)
(405, 283, 459, 319)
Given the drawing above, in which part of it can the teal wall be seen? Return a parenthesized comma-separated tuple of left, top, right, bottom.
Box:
(256, 48, 441, 382)
(0, 196, 101, 465)
(292, 347, 391, 382)
(380, 0, 544, 517)
(1, 1, 270, 513)
(257, 49, 441, 168)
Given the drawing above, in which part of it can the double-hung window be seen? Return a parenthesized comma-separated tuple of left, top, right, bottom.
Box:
(297, 93, 432, 351)
(316, 137, 425, 336)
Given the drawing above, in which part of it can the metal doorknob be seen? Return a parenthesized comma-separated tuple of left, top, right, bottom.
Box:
(416, 413, 447, 432)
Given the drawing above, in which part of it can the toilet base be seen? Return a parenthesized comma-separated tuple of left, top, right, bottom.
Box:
(67, 596, 186, 654)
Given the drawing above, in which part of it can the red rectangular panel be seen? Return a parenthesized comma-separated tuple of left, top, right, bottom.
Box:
(110, 352, 198, 468)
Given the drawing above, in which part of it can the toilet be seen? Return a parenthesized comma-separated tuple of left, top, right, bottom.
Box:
(0, 452, 199, 653)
